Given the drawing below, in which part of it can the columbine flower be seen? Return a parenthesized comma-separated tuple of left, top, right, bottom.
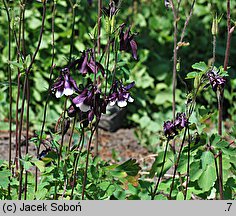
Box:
(52, 68, 79, 98)
(70, 50, 105, 76)
(72, 88, 93, 112)
(163, 121, 177, 139)
(119, 24, 138, 60)
(163, 112, 188, 139)
(71, 85, 107, 123)
(207, 70, 226, 92)
(174, 112, 188, 130)
(109, 81, 135, 108)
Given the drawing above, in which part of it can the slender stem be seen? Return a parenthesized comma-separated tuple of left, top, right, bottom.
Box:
(18, 2, 47, 200)
(209, 148, 221, 199)
(36, 1, 56, 192)
(94, 0, 102, 157)
(26, 3, 47, 73)
(68, 115, 77, 153)
(218, 151, 224, 199)
(70, 127, 85, 199)
(3, 0, 12, 197)
(97, 0, 102, 54)
(68, 0, 75, 63)
(169, 127, 187, 199)
(177, 0, 196, 50)
(14, 1, 25, 173)
(217, 90, 223, 136)
(18, 76, 27, 200)
(212, 35, 216, 67)
(217, 90, 224, 199)
(24, 76, 30, 200)
(58, 97, 68, 165)
(184, 127, 191, 200)
(169, 0, 178, 153)
(151, 139, 170, 200)
(223, 0, 233, 71)
(81, 121, 99, 200)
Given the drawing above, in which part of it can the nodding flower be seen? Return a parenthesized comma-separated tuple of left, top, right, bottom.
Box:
(71, 85, 107, 122)
(119, 24, 138, 60)
(70, 50, 105, 76)
(163, 121, 177, 139)
(207, 70, 226, 92)
(52, 68, 79, 98)
(174, 112, 188, 130)
(72, 87, 94, 112)
(163, 112, 188, 139)
(108, 80, 135, 108)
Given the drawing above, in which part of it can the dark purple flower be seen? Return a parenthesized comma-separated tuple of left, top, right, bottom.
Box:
(119, 24, 138, 60)
(52, 68, 79, 98)
(163, 112, 188, 139)
(163, 121, 177, 139)
(72, 88, 93, 112)
(207, 70, 226, 92)
(70, 50, 105, 76)
(174, 112, 188, 130)
(109, 81, 135, 108)
(71, 85, 107, 122)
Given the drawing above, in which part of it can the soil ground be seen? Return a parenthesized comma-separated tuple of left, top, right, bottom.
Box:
(0, 128, 155, 170)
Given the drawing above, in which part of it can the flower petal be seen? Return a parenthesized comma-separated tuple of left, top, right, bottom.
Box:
(78, 102, 91, 112)
(109, 100, 116, 107)
(64, 87, 74, 96)
(56, 90, 63, 98)
(130, 39, 138, 60)
(128, 96, 134, 103)
(117, 100, 127, 108)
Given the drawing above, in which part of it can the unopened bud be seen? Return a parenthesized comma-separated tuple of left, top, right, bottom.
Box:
(212, 15, 218, 36)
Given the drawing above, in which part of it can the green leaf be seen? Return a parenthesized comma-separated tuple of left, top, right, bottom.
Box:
(186, 71, 198, 79)
(35, 188, 48, 200)
(201, 151, 215, 170)
(33, 160, 45, 172)
(198, 165, 217, 192)
(192, 61, 208, 72)
(90, 165, 99, 179)
(149, 151, 174, 178)
(115, 159, 141, 176)
(0, 170, 10, 188)
(189, 160, 203, 181)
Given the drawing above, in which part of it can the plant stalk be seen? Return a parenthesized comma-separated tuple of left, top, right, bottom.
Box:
(151, 139, 170, 200)
(169, 127, 187, 199)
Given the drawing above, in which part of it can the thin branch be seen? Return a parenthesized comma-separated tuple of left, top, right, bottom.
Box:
(169, 127, 187, 199)
(151, 139, 170, 200)
(177, 0, 196, 50)
(224, 0, 235, 70)
(3, 0, 12, 197)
